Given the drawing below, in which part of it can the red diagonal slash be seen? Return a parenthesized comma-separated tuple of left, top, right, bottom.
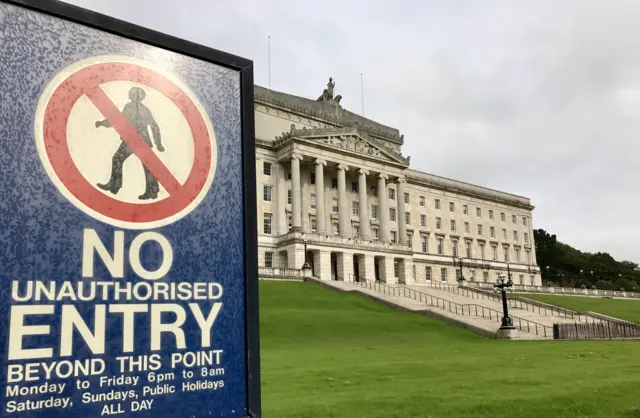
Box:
(84, 86, 182, 195)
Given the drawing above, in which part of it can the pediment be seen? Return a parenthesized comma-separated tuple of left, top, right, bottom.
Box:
(274, 125, 409, 166)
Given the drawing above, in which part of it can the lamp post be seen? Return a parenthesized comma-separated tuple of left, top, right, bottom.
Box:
(494, 271, 514, 330)
(453, 256, 465, 285)
(301, 238, 311, 270)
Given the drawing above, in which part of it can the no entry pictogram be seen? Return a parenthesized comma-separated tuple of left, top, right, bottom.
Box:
(36, 56, 217, 229)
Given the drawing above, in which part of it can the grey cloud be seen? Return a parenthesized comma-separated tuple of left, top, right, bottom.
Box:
(62, 0, 640, 262)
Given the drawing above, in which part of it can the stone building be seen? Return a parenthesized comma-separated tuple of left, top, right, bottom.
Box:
(255, 78, 542, 286)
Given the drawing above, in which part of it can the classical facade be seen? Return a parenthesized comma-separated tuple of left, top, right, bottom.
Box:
(255, 79, 542, 286)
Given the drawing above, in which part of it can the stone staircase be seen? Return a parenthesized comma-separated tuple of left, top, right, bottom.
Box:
(310, 279, 556, 339)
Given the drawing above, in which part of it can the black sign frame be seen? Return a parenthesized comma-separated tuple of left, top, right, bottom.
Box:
(2, 0, 261, 416)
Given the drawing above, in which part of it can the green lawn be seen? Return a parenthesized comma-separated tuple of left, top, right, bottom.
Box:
(260, 281, 640, 417)
(514, 293, 640, 322)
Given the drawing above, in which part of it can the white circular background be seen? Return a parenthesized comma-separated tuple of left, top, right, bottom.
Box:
(34, 55, 218, 230)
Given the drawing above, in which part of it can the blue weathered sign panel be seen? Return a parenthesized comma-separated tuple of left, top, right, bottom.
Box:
(0, 1, 260, 417)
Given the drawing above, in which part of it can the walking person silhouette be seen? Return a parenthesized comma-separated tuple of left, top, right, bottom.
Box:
(95, 86, 165, 200)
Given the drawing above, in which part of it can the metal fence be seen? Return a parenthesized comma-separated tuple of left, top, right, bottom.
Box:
(553, 322, 640, 340)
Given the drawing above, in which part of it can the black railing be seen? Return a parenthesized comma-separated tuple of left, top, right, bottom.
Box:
(553, 322, 640, 340)
(357, 281, 553, 338)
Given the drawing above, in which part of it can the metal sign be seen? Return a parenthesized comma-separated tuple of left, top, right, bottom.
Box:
(0, 1, 260, 417)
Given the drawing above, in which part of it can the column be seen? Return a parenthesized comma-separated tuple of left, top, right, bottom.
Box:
(360, 254, 375, 282)
(301, 166, 310, 233)
(290, 154, 302, 231)
(315, 159, 327, 234)
(378, 174, 389, 242)
(358, 169, 370, 240)
(276, 163, 287, 235)
(337, 164, 350, 237)
(379, 257, 396, 284)
(336, 252, 354, 282)
(397, 177, 407, 245)
(313, 250, 331, 281)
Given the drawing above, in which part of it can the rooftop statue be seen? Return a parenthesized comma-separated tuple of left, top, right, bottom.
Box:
(317, 77, 342, 104)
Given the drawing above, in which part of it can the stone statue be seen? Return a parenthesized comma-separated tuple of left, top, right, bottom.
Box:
(317, 77, 342, 105)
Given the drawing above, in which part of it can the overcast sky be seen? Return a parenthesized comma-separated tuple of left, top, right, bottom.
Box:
(63, 0, 640, 263)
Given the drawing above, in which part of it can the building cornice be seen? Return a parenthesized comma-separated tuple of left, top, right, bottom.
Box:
(405, 169, 534, 210)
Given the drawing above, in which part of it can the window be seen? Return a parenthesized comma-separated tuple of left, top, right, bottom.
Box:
(419, 196, 425, 207)
(372, 205, 378, 219)
(354, 225, 360, 237)
(391, 231, 397, 243)
(463, 204, 468, 215)
(437, 238, 444, 255)
(452, 240, 458, 257)
(288, 215, 292, 230)
(512, 214, 517, 224)
(352, 182, 358, 193)
(480, 243, 485, 260)
(490, 226, 495, 238)
(370, 186, 377, 197)
(502, 228, 507, 240)
(503, 247, 509, 262)
(523, 217, 527, 226)
(524, 232, 529, 244)
(464, 222, 470, 234)
(501, 212, 505, 222)
(491, 245, 497, 260)
(311, 194, 316, 209)
(526, 250, 531, 265)
(264, 252, 273, 267)
(489, 210, 494, 220)
(389, 208, 396, 222)
(483, 271, 489, 282)
(394, 260, 400, 278)
(389, 188, 396, 200)
(476, 207, 482, 217)
(516, 248, 521, 263)
(465, 241, 471, 258)
(352, 201, 360, 216)
(332, 223, 339, 235)
(263, 185, 272, 202)
(287, 171, 291, 180)
(407, 233, 413, 248)
(420, 215, 427, 228)
(263, 213, 273, 235)
(425, 266, 432, 281)
(310, 173, 315, 184)
(263, 162, 272, 176)
(519, 274, 524, 285)
(405, 212, 411, 225)
(311, 219, 317, 233)
(436, 217, 442, 230)
(450, 220, 456, 232)
(449, 202, 455, 213)
(456, 269, 461, 280)
(287, 190, 292, 205)
(331, 178, 338, 189)
(404, 193, 410, 204)
(435, 199, 441, 209)
(513, 231, 518, 242)
(440, 268, 447, 282)
(332, 198, 338, 213)
(477, 224, 483, 236)
(421, 236, 428, 252)
(373, 228, 379, 240)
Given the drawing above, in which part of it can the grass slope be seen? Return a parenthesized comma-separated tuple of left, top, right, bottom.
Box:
(515, 293, 640, 322)
(260, 281, 640, 418)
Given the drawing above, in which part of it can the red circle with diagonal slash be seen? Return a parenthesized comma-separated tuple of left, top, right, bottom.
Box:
(42, 62, 213, 225)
